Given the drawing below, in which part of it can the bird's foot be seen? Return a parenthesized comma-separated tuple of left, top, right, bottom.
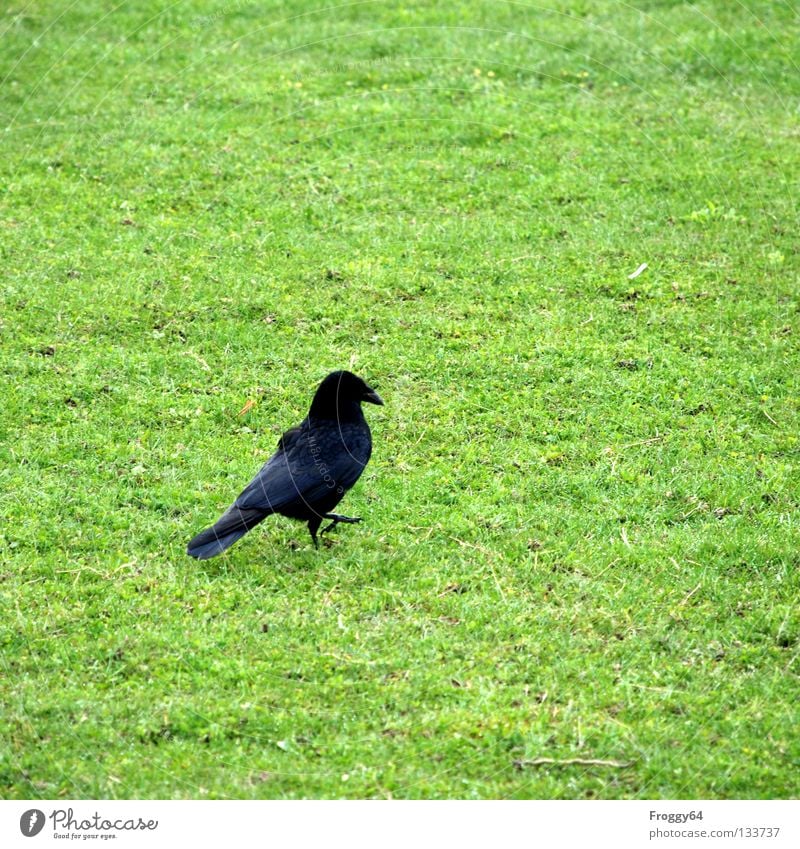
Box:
(320, 514, 362, 535)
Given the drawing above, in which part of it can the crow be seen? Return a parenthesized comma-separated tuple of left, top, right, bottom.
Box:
(187, 370, 383, 559)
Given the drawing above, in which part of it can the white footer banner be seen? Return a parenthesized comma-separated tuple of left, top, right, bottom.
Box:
(2, 800, 797, 848)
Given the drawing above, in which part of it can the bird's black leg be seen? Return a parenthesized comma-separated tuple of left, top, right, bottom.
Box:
(320, 513, 362, 535)
(307, 516, 322, 549)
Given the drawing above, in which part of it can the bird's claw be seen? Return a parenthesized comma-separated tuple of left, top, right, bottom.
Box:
(321, 515, 362, 535)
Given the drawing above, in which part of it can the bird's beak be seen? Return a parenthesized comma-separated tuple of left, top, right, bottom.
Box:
(363, 388, 384, 406)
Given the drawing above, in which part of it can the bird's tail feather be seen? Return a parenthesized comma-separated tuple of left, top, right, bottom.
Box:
(186, 505, 268, 560)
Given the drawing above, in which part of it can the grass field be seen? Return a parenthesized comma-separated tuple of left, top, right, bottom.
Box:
(1, 0, 799, 799)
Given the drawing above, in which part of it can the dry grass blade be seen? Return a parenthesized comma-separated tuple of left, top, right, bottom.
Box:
(514, 757, 634, 770)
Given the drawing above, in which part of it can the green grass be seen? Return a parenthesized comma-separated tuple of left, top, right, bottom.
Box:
(1, 0, 799, 799)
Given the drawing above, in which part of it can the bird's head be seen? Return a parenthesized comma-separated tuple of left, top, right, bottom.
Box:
(309, 370, 384, 419)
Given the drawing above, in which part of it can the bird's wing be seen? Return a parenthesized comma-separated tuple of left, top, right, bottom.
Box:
(277, 423, 304, 451)
(234, 422, 370, 513)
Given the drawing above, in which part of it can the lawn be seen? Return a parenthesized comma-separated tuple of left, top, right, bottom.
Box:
(1, 0, 798, 799)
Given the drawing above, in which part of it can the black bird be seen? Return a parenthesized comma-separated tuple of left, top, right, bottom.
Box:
(187, 370, 383, 559)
